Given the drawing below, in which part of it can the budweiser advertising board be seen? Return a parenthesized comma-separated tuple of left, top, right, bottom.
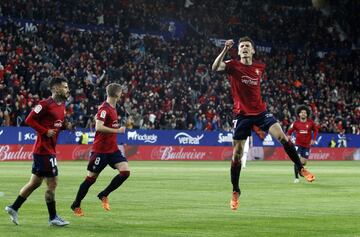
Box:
(1, 145, 359, 161)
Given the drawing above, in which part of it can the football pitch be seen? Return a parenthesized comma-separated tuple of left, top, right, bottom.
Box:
(0, 161, 359, 237)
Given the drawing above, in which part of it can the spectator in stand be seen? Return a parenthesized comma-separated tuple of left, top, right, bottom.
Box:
(0, 0, 358, 134)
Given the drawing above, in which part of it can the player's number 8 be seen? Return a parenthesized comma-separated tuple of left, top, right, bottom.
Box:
(94, 157, 101, 165)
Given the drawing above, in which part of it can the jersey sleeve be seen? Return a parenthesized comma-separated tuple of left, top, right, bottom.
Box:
(96, 107, 108, 122)
(25, 100, 49, 135)
(224, 59, 235, 73)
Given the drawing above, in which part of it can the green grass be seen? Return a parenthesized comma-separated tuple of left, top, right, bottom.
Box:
(0, 161, 360, 237)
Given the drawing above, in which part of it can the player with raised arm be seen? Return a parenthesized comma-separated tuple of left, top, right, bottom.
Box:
(5, 77, 70, 226)
(71, 83, 130, 217)
(287, 105, 318, 183)
(212, 37, 315, 211)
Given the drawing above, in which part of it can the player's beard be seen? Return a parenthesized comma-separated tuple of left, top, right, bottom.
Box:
(57, 92, 68, 102)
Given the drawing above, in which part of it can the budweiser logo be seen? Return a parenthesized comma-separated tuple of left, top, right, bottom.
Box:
(0, 145, 33, 161)
(153, 146, 207, 160)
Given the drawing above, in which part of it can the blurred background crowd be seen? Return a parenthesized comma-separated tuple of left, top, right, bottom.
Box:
(0, 0, 359, 134)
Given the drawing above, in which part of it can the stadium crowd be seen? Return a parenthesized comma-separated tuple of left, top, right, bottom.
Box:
(0, 0, 359, 134)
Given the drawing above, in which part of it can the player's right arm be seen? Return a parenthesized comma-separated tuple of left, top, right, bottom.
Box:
(211, 39, 234, 72)
(95, 119, 125, 134)
(25, 101, 56, 137)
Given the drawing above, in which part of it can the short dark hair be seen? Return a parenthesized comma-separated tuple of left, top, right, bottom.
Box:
(49, 77, 68, 89)
(238, 36, 255, 48)
(296, 105, 311, 117)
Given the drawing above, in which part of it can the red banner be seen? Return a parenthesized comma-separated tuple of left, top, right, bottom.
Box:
(0, 144, 359, 161)
(261, 147, 359, 161)
(0, 144, 93, 161)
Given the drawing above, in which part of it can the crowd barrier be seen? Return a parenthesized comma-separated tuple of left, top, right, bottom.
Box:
(0, 127, 359, 161)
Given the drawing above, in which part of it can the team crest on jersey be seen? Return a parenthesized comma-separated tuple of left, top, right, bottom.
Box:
(100, 110, 106, 119)
(34, 105, 42, 114)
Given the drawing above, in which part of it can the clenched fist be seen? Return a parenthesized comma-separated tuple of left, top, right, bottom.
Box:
(224, 39, 234, 50)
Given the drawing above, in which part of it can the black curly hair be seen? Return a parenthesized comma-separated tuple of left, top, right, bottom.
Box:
(296, 105, 311, 117)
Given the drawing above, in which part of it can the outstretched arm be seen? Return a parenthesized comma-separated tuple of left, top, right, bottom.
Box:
(211, 39, 234, 72)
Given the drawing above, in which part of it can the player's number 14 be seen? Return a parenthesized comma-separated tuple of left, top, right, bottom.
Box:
(50, 157, 57, 168)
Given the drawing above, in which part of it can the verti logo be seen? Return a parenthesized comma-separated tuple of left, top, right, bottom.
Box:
(174, 133, 204, 145)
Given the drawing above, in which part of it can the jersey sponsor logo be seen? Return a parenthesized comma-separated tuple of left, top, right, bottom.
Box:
(112, 120, 120, 128)
(299, 130, 308, 134)
(34, 105, 42, 114)
(174, 132, 204, 145)
(127, 131, 157, 143)
(241, 76, 258, 86)
(54, 120, 63, 128)
(263, 134, 275, 146)
(218, 133, 233, 143)
(100, 110, 106, 119)
(265, 113, 273, 118)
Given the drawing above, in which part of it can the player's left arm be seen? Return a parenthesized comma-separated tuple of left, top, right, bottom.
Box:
(95, 119, 126, 134)
(95, 108, 125, 134)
